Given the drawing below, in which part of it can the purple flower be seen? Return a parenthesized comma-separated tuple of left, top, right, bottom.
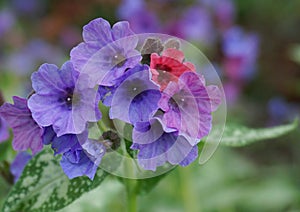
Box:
(28, 61, 101, 137)
(70, 18, 142, 86)
(167, 7, 214, 45)
(0, 9, 15, 37)
(0, 117, 9, 143)
(42, 126, 105, 180)
(42, 126, 83, 155)
(10, 152, 32, 183)
(131, 118, 198, 171)
(5, 39, 65, 76)
(128, 9, 161, 33)
(222, 27, 259, 82)
(158, 71, 221, 145)
(109, 67, 161, 130)
(98, 64, 148, 106)
(117, 0, 145, 19)
(0, 96, 43, 154)
(60, 140, 105, 180)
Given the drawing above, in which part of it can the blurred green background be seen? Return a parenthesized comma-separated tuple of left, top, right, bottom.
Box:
(0, 0, 299, 211)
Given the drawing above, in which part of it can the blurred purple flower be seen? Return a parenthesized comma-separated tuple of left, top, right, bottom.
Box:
(0, 117, 9, 143)
(158, 71, 221, 145)
(167, 7, 214, 44)
(28, 61, 101, 137)
(70, 18, 141, 86)
(131, 118, 198, 171)
(10, 152, 32, 183)
(223, 82, 241, 105)
(125, 9, 161, 33)
(11, 0, 45, 15)
(222, 27, 259, 82)
(0, 9, 15, 38)
(0, 96, 43, 154)
(5, 39, 65, 75)
(268, 97, 299, 124)
(201, 0, 235, 30)
(117, 0, 145, 19)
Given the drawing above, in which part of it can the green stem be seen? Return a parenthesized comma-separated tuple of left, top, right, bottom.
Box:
(126, 181, 137, 212)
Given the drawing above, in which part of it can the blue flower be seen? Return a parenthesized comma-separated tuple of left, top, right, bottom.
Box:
(43, 126, 105, 180)
(28, 61, 101, 136)
(108, 65, 161, 130)
(70, 18, 142, 86)
(131, 118, 198, 171)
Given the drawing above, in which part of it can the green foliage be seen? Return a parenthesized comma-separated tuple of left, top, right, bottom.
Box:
(2, 149, 108, 212)
(220, 119, 298, 147)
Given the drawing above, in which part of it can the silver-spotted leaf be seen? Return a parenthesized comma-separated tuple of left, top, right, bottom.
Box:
(3, 149, 108, 212)
(219, 119, 298, 147)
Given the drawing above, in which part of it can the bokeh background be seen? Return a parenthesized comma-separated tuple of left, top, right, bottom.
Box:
(0, 0, 300, 211)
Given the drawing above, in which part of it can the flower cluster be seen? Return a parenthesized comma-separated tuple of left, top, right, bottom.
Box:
(0, 17, 221, 180)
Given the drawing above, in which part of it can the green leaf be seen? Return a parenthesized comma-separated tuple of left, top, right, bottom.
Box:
(3, 149, 108, 212)
(219, 119, 298, 147)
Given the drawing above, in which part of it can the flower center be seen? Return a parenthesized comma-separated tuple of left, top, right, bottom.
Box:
(112, 53, 126, 67)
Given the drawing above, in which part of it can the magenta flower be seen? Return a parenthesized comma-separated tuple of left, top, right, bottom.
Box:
(0, 117, 9, 143)
(70, 18, 142, 86)
(158, 71, 221, 145)
(28, 61, 101, 137)
(0, 96, 43, 154)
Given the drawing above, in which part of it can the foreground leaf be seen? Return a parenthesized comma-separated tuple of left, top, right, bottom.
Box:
(3, 149, 108, 212)
(220, 119, 298, 147)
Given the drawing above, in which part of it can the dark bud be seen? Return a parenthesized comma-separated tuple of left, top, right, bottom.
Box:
(102, 130, 121, 151)
(164, 38, 181, 50)
(141, 37, 164, 65)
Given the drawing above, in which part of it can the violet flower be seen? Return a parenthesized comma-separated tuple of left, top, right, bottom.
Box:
(0, 117, 9, 143)
(109, 66, 161, 130)
(158, 71, 221, 145)
(28, 61, 101, 137)
(131, 118, 198, 171)
(0, 96, 43, 154)
(10, 152, 32, 183)
(70, 18, 142, 86)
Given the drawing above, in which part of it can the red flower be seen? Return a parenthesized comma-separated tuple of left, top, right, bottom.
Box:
(150, 48, 196, 90)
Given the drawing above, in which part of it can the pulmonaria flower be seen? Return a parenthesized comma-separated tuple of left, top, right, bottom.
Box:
(222, 27, 259, 82)
(150, 48, 196, 90)
(98, 64, 148, 106)
(0, 117, 9, 143)
(70, 18, 142, 86)
(43, 126, 105, 180)
(28, 61, 101, 137)
(60, 142, 101, 180)
(109, 66, 161, 131)
(158, 71, 221, 145)
(10, 152, 32, 183)
(131, 118, 198, 171)
(0, 96, 43, 154)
